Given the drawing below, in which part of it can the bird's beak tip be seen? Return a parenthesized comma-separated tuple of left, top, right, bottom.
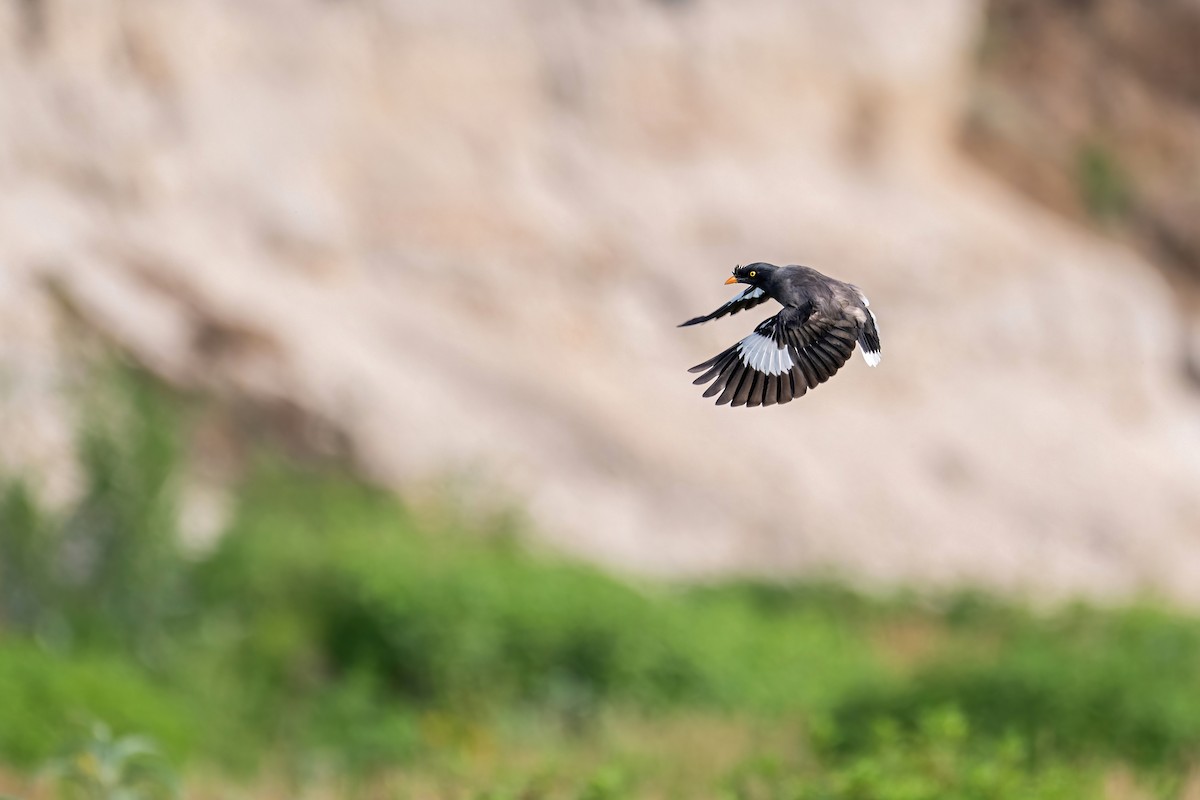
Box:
(724, 276, 739, 285)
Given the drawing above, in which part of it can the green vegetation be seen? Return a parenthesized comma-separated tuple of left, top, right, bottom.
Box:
(827, 604, 1200, 769)
(46, 723, 177, 800)
(1077, 141, 1133, 222)
(1, 367, 1200, 797)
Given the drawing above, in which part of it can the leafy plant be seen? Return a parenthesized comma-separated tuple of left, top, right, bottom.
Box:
(48, 722, 177, 800)
(789, 708, 1098, 800)
(0, 479, 57, 635)
(0, 363, 188, 650)
(0, 641, 194, 768)
(825, 606, 1200, 767)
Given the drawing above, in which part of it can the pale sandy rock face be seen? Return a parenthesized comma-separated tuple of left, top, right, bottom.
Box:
(2, 0, 1199, 601)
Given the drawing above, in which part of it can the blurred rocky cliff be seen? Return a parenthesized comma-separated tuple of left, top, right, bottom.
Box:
(965, 0, 1200, 379)
(2, 0, 1199, 600)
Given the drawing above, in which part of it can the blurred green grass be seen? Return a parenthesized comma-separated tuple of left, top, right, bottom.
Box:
(1, 366, 1199, 798)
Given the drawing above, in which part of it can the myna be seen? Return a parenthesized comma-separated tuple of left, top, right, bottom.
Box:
(681, 262, 881, 407)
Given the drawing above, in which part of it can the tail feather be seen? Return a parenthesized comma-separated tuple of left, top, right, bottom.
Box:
(859, 306, 881, 367)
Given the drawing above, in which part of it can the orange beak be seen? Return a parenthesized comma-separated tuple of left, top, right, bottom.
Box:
(724, 276, 739, 285)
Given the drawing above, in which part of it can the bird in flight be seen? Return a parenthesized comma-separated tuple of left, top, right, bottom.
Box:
(680, 262, 881, 407)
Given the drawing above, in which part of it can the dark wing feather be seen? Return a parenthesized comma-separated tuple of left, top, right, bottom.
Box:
(688, 305, 861, 407)
(678, 286, 771, 327)
(783, 312, 858, 389)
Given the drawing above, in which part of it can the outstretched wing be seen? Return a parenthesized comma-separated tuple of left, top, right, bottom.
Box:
(678, 286, 771, 327)
(687, 305, 860, 407)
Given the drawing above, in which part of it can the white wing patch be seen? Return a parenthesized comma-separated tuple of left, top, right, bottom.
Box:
(736, 332, 793, 376)
(730, 286, 765, 307)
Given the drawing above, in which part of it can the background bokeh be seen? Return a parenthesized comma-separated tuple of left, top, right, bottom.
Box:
(2, 0, 1200, 797)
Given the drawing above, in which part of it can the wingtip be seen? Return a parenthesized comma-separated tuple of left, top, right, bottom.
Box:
(862, 349, 881, 367)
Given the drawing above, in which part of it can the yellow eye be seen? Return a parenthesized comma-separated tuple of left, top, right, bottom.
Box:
(749, 271, 757, 278)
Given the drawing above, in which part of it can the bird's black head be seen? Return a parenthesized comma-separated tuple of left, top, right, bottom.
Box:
(725, 262, 776, 287)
